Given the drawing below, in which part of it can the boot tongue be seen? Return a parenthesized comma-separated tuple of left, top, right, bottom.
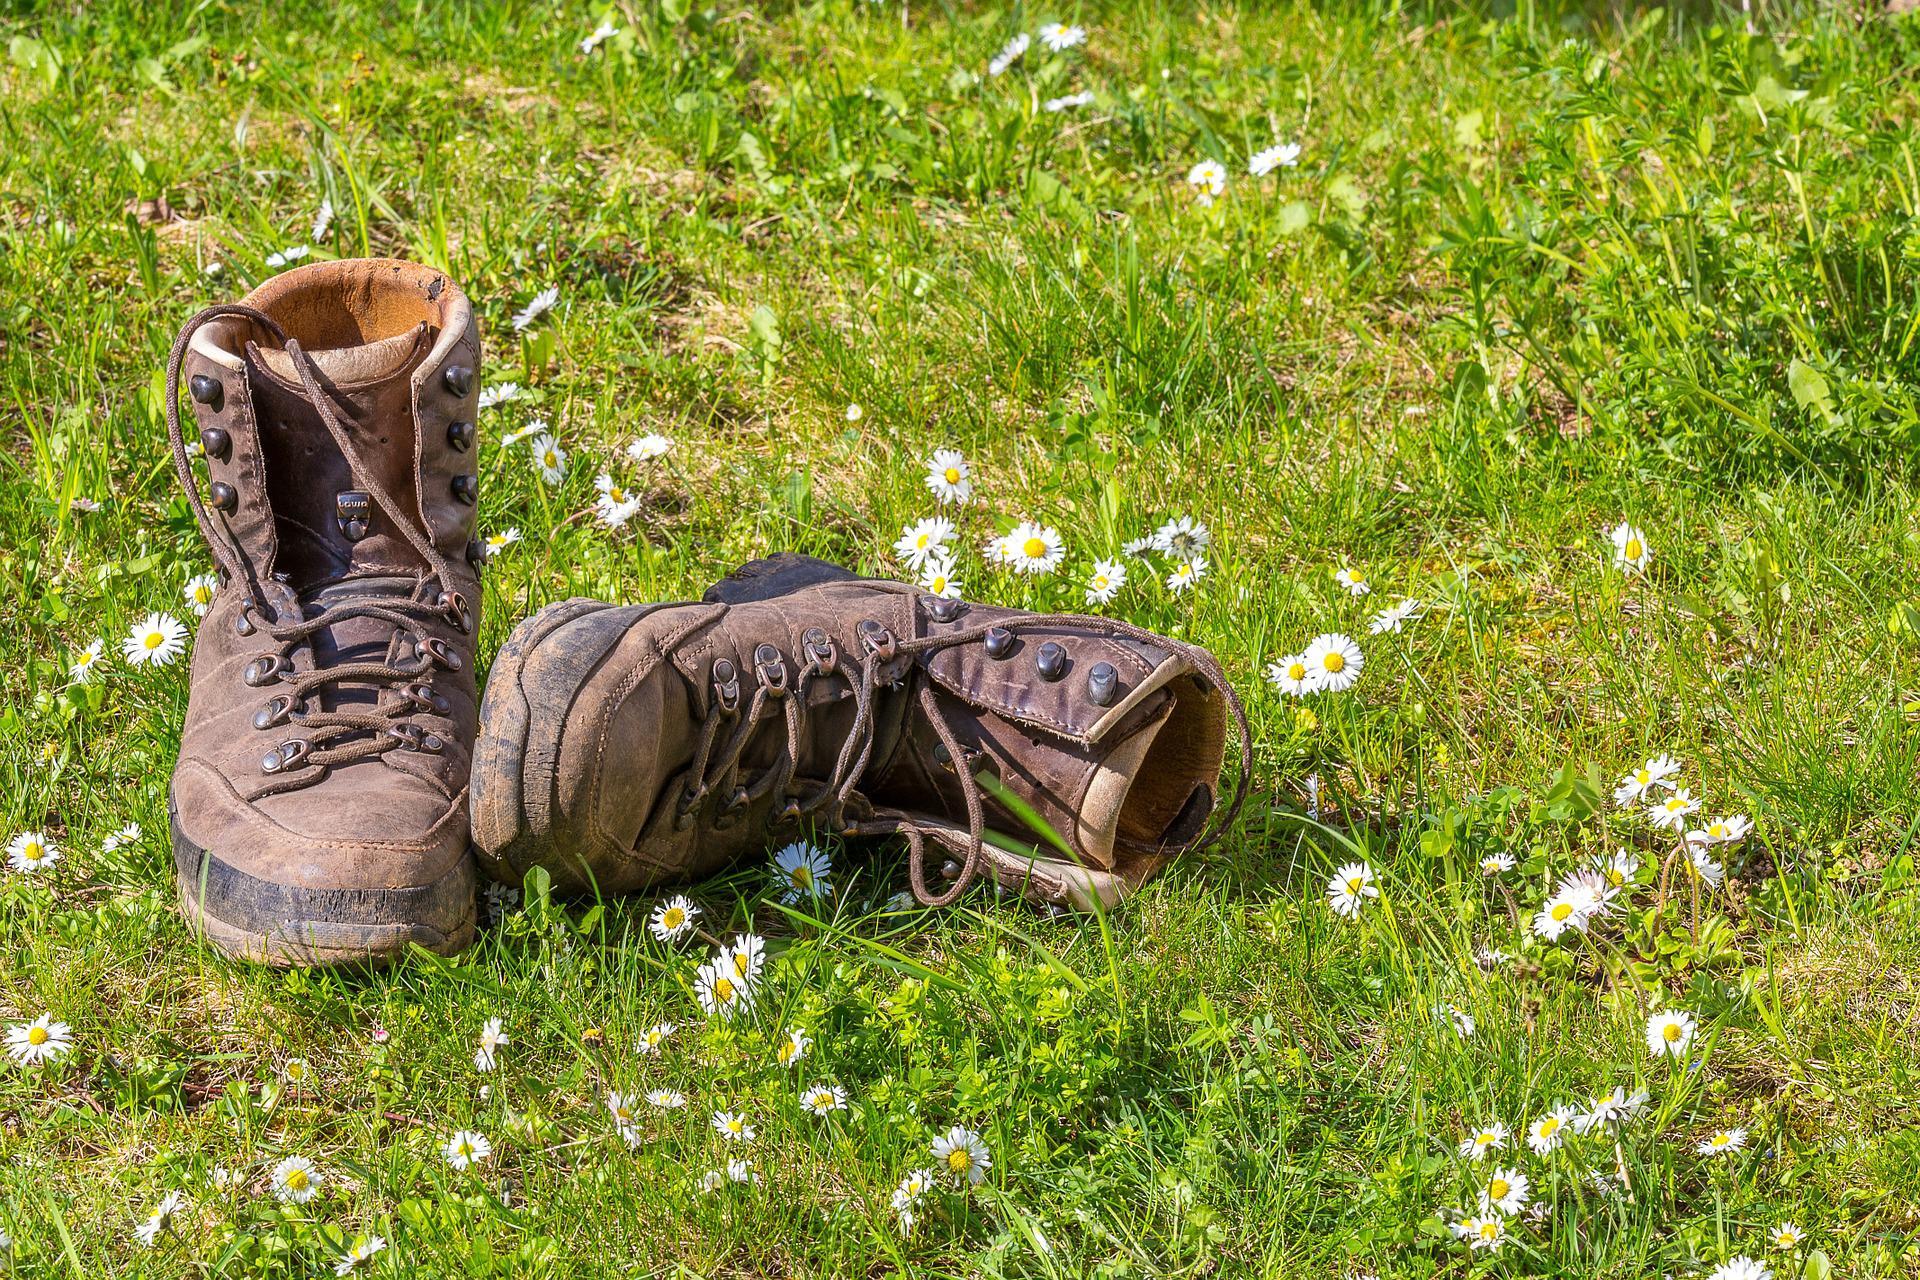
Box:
(242, 324, 433, 584)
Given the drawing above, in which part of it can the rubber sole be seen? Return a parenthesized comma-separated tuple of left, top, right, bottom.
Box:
(171, 806, 476, 968)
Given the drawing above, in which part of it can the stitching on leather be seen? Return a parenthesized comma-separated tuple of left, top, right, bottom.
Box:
(177, 756, 459, 855)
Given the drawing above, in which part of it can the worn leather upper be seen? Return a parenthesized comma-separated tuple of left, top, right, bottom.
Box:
(174, 259, 481, 895)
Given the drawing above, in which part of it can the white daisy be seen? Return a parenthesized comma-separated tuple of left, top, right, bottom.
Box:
(627, 433, 673, 462)
(474, 1016, 508, 1072)
(6, 830, 59, 874)
(649, 896, 699, 944)
(693, 961, 755, 1021)
(1609, 521, 1652, 574)
(477, 382, 520, 409)
(1186, 159, 1227, 206)
(310, 200, 334, 243)
(1532, 887, 1596, 941)
(1335, 567, 1371, 596)
(7, 1014, 73, 1067)
(1645, 1010, 1697, 1059)
(1165, 557, 1205, 594)
(1526, 1106, 1576, 1154)
(1368, 598, 1425, 634)
(1687, 814, 1752, 848)
(1454, 1214, 1507, 1252)
(712, 1110, 756, 1142)
(529, 433, 567, 485)
(593, 474, 641, 528)
(1458, 1121, 1508, 1160)
(1478, 852, 1515, 876)
(698, 1169, 726, 1193)
(1263, 653, 1314, 697)
(334, 1236, 387, 1275)
(635, 1022, 675, 1056)
(1480, 1167, 1529, 1215)
(1120, 534, 1155, 558)
(579, 19, 618, 54)
(1325, 862, 1377, 919)
(1688, 844, 1727, 887)
(607, 1091, 643, 1144)
(646, 1088, 688, 1109)
(800, 1083, 848, 1116)
(1697, 1127, 1747, 1157)
(776, 1027, 811, 1068)
(132, 1190, 188, 1247)
(720, 933, 767, 987)
(987, 32, 1030, 76)
(918, 554, 963, 600)
(183, 573, 219, 617)
(1044, 91, 1095, 112)
(1249, 141, 1303, 175)
(1084, 558, 1127, 605)
(1769, 1223, 1804, 1251)
(1612, 754, 1682, 806)
(269, 1155, 321, 1203)
(121, 612, 187, 667)
(1592, 848, 1640, 891)
(1708, 1258, 1771, 1280)
(726, 1157, 757, 1184)
(932, 1125, 991, 1185)
(1439, 1002, 1475, 1039)
(1003, 521, 1064, 576)
(1646, 788, 1702, 831)
(68, 639, 105, 684)
(101, 823, 142, 853)
(443, 1129, 492, 1170)
(482, 528, 522, 558)
(1038, 22, 1086, 50)
(845, 403, 863, 422)
(1302, 632, 1363, 693)
(1150, 515, 1211, 562)
(511, 286, 560, 332)
(264, 245, 309, 269)
(924, 449, 972, 503)
(893, 516, 957, 570)
(1573, 1086, 1647, 1135)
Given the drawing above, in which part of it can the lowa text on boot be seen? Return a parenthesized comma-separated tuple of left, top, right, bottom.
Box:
(165, 258, 484, 965)
(472, 554, 1249, 911)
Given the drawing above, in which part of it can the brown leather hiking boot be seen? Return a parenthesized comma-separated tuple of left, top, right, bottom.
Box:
(164, 258, 484, 964)
(471, 554, 1249, 910)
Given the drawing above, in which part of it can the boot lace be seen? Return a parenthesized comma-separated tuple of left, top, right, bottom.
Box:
(669, 613, 1253, 907)
(166, 304, 469, 782)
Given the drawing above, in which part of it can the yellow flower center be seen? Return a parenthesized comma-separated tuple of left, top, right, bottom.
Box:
(791, 866, 813, 887)
(731, 953, 750, 978)
(1551, 902, 1573, 921)
(714, 977, 735, 1003)
(24, 844, 44, 861)
(27, 1026, 49, 1045)
(1708, 824, 1726, 838)
(1479, 1222, 1499, 1240)
(947, 1149, 972, 1172)
(144, 632, 164, 650)
(931, 575, 948, 591)
(1663, 1023, 1683, 1042)
(1023, 537, 1047, 559)
(1477, 1133, 1495, 1146)
(543, 451, 557, 467)
(1489, 1178, 1509, 1199)
(1635, 769, 1651, 784)
(944, 467, 960, 484)
(1322, 652, 1344, 672)
(285, 1169, 309, 1190)
(726, 1119, 743, 1134)
(1348, 571, 1365, 584)
(1624, 538, 1643, 560)
(1287, 662, 1305, 680)
(1712, 1134, 1730, 1148)
(1093, 574, 1108, 588)
(1539, 1118, 1559, 1137)
(661, 907, 684, 929)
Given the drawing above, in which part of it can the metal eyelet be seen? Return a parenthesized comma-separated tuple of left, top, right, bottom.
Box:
(713, 787, 750, 830)
(402, 682, 452, 714)
(243, 654, 288, 687)
(801, 627, 837, 674)
(437, 591, 472, 634)
(235, 603, 258, 637)
(857, 620, 896, 658)
(252, 695, 297, 731)
(711, 658, 740, 714)
(415, 637, 462, 671)
(386, 723, 442, 753)
(983, 626, 1015, 659)
(1087, 661, 1119, 706)
(261, 739, 310, 774)
(1035, 641, 1069, 681)
(753, 644, 789, 697)
(923, 595, 968, 623)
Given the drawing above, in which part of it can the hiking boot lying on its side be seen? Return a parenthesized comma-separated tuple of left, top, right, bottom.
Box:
(471, 554, 1249, 910)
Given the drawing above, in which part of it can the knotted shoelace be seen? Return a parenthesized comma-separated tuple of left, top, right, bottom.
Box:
(166, 304, 468, 781)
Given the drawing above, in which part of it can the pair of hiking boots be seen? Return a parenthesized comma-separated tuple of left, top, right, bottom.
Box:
(165, 259, 1249, 965)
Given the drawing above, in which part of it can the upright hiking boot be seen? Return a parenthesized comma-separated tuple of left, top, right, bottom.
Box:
(165, 258, 485, 964)
(472, 554, 1248, 911)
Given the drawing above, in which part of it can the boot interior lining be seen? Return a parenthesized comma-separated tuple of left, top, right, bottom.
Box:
(1113, 674, 1226, 852)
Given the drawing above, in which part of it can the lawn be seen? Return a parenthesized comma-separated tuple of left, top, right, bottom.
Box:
(4, 0, 1920, 1275)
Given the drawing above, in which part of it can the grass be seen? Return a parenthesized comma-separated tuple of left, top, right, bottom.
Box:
(4, 0, 1920, 1274)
